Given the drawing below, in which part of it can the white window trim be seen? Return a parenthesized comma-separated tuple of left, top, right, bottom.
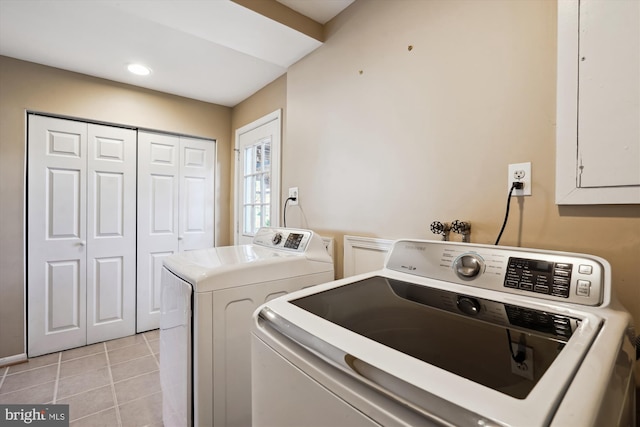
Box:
(234, 109, 282, 244)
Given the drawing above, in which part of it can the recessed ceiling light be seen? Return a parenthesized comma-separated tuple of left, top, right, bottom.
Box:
(127, 63, 151, 76)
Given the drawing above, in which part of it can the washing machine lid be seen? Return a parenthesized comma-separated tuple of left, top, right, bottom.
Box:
(258, 271, 608, 427)
(163, 244, 332, 292)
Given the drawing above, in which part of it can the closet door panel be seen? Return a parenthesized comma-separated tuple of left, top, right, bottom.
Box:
(137, 131, 180, 332)
(47, 260, 82, 331)
(94, 256, 124, 321)
(28, 116, 87, 357)
(179, 137, 215, 252)
(151, 174, 176, 233)
(86, 124, 136, 344)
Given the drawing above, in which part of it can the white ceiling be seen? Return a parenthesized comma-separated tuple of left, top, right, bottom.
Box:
(277, 0, 352, 25)
(0, 0, 354, 107)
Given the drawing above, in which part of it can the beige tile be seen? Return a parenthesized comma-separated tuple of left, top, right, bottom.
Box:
(107, 342, 151, 365)
(147, 338, 160, 355)
(105, 334, 147, 351)
(143, 329, 159, 341)
(59, 353, 107, 379)
(58, 385, 114, 421)
(0, 364, 58, 394)
(61, 343, 105, 362)
(69, 408, 118, 427)
(114, 370, 160, 404)
(7, 353, 59, 374)
(110, 355, 158, 383)
(118, 391, 162, 427)
(0, 380, 55, 404)
(56, 367, 111, 400)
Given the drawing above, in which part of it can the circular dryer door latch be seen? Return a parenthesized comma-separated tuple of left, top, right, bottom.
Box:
(453, 253, 484, 280)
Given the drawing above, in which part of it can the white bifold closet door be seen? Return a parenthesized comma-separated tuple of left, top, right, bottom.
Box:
(28, 115, 136, 357)
(137, 131, 214, 332)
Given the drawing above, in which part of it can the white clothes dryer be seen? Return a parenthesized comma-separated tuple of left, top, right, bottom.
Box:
(252, 239, 635, 427)
(160, 227, 334, 427)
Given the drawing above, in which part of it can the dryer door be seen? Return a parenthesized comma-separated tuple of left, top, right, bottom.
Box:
(160, 267, 192, 427)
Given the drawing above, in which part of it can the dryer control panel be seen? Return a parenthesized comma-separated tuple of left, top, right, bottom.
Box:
(252, 227, 312, 253)
(385, 240, 607, 307)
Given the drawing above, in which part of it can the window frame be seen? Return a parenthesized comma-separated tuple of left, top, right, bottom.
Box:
(233, 110, 281, 244)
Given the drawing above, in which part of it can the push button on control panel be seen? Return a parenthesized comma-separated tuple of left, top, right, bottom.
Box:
(576, 280, 591, 297)
(284, 233, 304, 249)
(578, 265, 593, 275)
(552, 263, 572, 298)
(504, 258, 572, 298)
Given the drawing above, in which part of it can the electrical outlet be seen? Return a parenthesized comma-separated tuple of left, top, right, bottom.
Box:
(507, 162, 532, 196)
(510, 343, 534, 380)
(288, 187, 299, 206)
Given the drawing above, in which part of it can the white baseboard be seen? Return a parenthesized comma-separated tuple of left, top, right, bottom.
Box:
(0, 353, 28, 368)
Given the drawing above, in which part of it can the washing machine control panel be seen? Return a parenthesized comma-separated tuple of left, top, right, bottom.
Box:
(386, 240, 606, 307)
(504, 257, 572, 299)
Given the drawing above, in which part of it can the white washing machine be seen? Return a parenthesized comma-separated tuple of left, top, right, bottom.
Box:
(252, 239, 636, 427)
(160, 227, 334, 427)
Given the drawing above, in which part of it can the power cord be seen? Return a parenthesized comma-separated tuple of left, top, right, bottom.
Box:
(283, 196, 297, 228)
(494, 181, 523, 245)
(498, 183, 527, 365)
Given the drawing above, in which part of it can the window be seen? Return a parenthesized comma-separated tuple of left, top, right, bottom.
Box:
(243, 139, 271, 235)
(234, 110, 281, 244)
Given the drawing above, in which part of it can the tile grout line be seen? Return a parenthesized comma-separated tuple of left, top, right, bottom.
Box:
(68, 406, 116, 424)
(110, 352, 156, 369)
(104, 342, 123, 427)
(0, 366, 7, 390)
(59, 368, 160, 401)
(143, 334, 160, 369)
(3, 360, 58, 375)
(52, 352, 62, 403)
(54, 383, 115, 401)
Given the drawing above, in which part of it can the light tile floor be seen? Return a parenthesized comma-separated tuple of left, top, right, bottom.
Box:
(0, 330, 162, 426)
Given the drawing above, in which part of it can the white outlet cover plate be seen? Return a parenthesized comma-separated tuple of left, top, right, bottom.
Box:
(288, 187, 299, 206)
(508, 162, 532, 196)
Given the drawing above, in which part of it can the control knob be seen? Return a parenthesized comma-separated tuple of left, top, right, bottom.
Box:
(453, 253, 484, 280)
(272, 232, 283, 245)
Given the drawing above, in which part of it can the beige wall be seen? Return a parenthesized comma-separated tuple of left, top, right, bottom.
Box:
(282, 0, 640, 325)
(0, 56, 232, 358)
(231, 74, 286, 133)
(230, 74, 287, 241)
(2, 0, 639, 361)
